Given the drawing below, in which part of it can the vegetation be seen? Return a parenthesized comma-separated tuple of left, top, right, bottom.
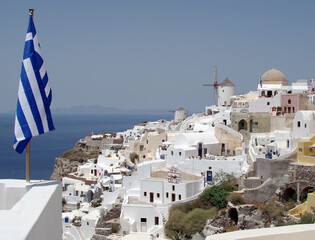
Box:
(299, 213, 315, 224)
(211, 170, 238, 192)
(165, 207, 217, 238)
(201, 186, 229, 209)
(111, 223, 120, 233)
(129, 152, 139, 164)
(262, 199, 284, 225)
(92, 198, 102, 208)
(227, 193, 245, 205)
(61, 148, 87, 162)
(88, 151, 99, 159)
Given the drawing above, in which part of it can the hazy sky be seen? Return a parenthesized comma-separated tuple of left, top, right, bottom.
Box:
(2, 1, 315, 113)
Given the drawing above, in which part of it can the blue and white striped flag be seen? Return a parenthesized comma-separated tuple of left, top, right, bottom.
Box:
(13, 15, 55, 154)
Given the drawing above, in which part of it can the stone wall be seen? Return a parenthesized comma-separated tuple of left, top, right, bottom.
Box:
(288, 163, 315, 183)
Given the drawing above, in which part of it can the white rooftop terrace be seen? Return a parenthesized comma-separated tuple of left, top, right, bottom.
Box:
(206, 224, 315, 240)
(0, 179, 62, 240)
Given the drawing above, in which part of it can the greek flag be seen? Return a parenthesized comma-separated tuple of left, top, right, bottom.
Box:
(13, 15, 55, 154)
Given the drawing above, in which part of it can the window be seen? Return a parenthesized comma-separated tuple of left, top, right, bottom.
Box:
(141, 218, 147, 223)
(297, 121, 301, 127)
(146, 140, 148, 144)
(87, 222, 89, 226)
(166, 192, 169, 198)
(171, 151, 173, 156)
(144, 192, 147, 197)
(252, 122, 258, 128)
(305, 124, 307, 128)
(179, 152, 181, 156)
(76, 191, 79, 196)
(157, 193, 160, 198)
(288, 99, 291, 104)
(179, 195, 182, 200)
(299, 148, 303, 152)
(155, 217, 159, 225)
(287, 140, 290, 148)
(172, 185, 175, 191)
(267, 102, 270, 106)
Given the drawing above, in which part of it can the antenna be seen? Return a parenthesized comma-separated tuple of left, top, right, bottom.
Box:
(203, 65, 219, 106)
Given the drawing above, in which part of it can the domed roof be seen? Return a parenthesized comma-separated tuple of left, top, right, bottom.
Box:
(261, 68, 288, 85)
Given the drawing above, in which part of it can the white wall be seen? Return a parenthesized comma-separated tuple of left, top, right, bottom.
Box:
(121, 204, 162, 233)
(140, 178, 204, 205)
(292, 111, 315, 139)
(248, 95, 280, 113)
(174, 158, 245, 179)
(0, 180, 62, 240)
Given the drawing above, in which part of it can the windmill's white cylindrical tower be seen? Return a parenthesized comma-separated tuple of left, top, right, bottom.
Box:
(218, 77, 235, 107)
(174, 108, 188, 122)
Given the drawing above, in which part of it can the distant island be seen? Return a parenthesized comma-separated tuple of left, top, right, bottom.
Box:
(53, 105, 178, 115)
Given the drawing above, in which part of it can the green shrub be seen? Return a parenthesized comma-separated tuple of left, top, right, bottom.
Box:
(165, 209, 186, 238)
(201, 186, 229, 209)
(299, 213, 315, 224)
(111, 223, 120, 233)
(176, 203, 193, 214)
(282, 200, 296, 211)
(220, 180, 238, 192)
(182, 208, 217, 237)
(263, 200, 284, 224)
(227, 193, 245, 205)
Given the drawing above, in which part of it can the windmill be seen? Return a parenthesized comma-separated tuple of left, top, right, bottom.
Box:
(203, 66, 219, 106)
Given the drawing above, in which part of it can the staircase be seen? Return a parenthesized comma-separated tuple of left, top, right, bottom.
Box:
(91, 205, 122, 240)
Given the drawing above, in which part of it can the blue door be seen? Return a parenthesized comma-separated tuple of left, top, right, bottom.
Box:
(207, 171, 212, 182)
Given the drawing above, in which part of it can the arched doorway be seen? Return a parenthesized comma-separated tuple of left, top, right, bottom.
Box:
(238, 120, 247, 131)
(282, 187, 297, 202)
(229, 208, 238, 225)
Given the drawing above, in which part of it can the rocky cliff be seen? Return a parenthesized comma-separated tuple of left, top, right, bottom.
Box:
(50, 145, 98, 181)
(50, 135, 122, 181)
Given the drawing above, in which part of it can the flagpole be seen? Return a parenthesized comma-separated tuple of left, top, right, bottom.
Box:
(26, 8, 34, 183)
(26, 141, 31, 182)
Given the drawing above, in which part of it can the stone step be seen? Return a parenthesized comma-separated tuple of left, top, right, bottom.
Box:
(91, 234, 109, 240)
(95, 228, 112, 236)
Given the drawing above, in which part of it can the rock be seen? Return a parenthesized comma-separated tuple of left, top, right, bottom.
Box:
(202, 203, 266, 238)
(202, 224, 224, 236)
(192, 232, 205, 240)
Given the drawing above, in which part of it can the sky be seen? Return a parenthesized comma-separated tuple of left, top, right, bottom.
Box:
(1, 0, 315, 113)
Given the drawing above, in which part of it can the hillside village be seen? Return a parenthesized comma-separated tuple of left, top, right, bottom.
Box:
(54, 68, 315, 240)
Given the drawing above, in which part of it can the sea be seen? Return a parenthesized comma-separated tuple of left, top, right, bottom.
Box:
(0, 113, 173, 180)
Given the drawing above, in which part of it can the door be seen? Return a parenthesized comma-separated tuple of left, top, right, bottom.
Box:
(140, 218, 147, 232)
(207, 171, 212, 182)
(172, 193, 176, 202)
(150, 192, 154, 203)
(198, 143, 203, 157)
